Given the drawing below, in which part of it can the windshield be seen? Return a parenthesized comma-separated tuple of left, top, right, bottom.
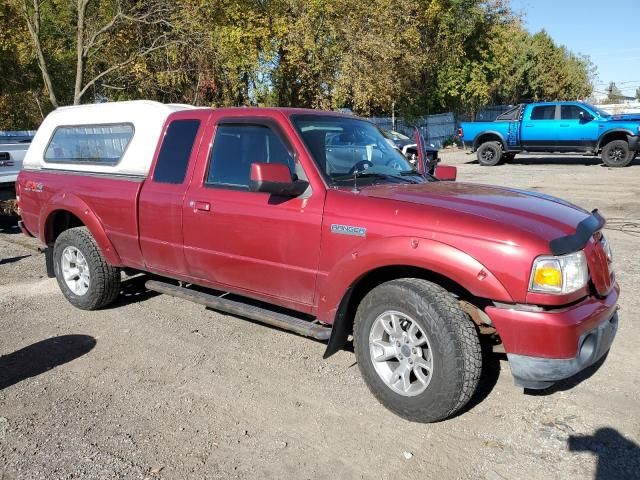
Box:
(382, 129, 411, 141)
(292, 115, 421, 185)
(584, 103, 611, 118)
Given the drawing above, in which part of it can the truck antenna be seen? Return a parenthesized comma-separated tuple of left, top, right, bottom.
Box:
(352, 170, 360, 193)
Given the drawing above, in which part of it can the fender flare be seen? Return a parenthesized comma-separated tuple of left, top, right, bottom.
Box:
(317, 236, 513, 357)
(473, 131, 507, 151)
(596, 129, 635, 150)
(39, 192, 123, 266)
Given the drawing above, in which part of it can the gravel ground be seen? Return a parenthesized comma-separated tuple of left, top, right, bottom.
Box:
(0, 151, 639, 480)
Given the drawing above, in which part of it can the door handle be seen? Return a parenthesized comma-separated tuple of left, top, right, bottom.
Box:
(524, 124, 534, 128)
(189, 200, 211, 213)
(560, 124, 570, 127)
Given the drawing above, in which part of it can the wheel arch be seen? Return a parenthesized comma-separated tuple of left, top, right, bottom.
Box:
(40, 194, 122, 266)
(319, 237, 512, 358)
(596, 129, 634, 151)
(473, 131, 507, 151)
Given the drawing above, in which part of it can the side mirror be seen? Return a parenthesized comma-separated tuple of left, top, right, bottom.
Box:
(579, 111, 594, 122)
(434, 164, 457, 181)
(249, 162, 309, 197)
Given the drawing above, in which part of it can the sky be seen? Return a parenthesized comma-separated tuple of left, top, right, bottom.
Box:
(510, 0, 640, 98)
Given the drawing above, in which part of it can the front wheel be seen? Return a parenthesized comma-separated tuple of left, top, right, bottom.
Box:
(601, 140, 633, 167)
(53, 226, 121, 310)
(476, 141, 502, 166)
(354, 278, 482, 423)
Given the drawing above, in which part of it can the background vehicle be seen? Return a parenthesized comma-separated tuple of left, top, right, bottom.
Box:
(459, 102, 640, 167)
(381, 128, 439, 173)
(0, 133, 32, 186)
(17, 101, 619, 423)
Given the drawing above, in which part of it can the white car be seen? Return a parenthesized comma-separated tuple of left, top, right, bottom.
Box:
(0, 134, 32, 185)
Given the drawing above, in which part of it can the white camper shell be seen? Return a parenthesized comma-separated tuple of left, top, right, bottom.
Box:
(23, 101, 196, 177)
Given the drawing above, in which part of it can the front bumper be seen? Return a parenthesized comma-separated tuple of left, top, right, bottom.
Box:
(486, 285, 619, 389)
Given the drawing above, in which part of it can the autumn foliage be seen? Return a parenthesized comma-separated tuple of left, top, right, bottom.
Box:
(0, 0, 594, 129)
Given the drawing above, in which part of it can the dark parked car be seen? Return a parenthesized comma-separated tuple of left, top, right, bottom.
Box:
(382, 129, 439, 173)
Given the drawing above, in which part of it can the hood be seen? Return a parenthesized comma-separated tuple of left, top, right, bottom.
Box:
(608, 113, 640, 122)
(358, 181, 590, 246)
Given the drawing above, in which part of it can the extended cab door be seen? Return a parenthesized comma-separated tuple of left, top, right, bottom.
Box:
(520, 104, 559, 151)
(138, 110, 210, 275)
(556, 104, 599, 151)
(181, 113, 324, 309)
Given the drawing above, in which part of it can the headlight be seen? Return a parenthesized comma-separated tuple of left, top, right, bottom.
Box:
(529, 251, 588, 294)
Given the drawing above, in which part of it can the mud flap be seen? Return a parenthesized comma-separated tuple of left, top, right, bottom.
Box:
(44, 247, 55, 278)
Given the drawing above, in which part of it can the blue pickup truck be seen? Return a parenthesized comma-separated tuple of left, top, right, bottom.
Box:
(459, 102, 640, 167)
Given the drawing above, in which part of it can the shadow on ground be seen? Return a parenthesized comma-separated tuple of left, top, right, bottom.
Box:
(108, 273, 161, 308)
(0, 213, 19, 235)
(568, 427, 640, 480)
(0, 334, 96, 390)
(0, 254, 31, 265)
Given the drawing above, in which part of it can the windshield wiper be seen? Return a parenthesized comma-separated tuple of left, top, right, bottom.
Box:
(331, 171, 389, 181)
(332, 171, 421, 184)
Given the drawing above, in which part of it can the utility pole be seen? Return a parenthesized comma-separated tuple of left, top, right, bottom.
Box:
(391, 102, 395, 131)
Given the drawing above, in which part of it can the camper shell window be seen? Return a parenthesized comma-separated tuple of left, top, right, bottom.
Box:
(44, 123, 134, 165)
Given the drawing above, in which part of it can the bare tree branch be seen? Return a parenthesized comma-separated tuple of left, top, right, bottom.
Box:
(21, 0, 58, 107)
(77, 38, 180, 100)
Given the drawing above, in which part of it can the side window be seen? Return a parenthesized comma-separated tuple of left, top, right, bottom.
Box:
(44, 123, 134, 165)
(206, 123, 295, 189)
(530, 106, 556, 121)
(153, 119, 201, 184)
(561, 105, 588, 120)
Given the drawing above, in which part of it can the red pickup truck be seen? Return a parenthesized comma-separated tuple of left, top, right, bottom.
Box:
(16, 101, 619, 423)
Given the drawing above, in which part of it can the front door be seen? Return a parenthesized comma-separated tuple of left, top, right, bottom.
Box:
(182, 115, 324, 308)
(557, 104, 599, 151)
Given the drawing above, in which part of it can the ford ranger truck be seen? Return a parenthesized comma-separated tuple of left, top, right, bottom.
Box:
(459, 102, 640, 167)
(16, 101, 619, 423)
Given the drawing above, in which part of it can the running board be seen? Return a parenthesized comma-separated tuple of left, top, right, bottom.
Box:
(145, 280, 332, 341)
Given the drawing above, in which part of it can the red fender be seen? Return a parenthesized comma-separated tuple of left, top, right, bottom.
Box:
(315, 236, 512, 324)
(39, 192, 123, 266)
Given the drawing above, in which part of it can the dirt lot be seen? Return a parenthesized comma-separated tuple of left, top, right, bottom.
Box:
(1, 151, 639, 480)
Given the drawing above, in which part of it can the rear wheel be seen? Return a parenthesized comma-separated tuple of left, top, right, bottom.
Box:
(601, 140, 633, 167)
(476, 141, 502, 166)
(353, 278, 482, 423)
(53, 227, 121, 310)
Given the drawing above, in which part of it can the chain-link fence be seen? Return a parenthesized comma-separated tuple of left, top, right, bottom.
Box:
(369, 105, 519, 148)
(369, 113, 457, 149)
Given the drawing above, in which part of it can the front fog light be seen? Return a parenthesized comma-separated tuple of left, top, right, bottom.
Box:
(530, 251, 588, 294)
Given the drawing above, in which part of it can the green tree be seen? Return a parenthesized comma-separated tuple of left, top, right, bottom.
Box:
(0, 0, 597, 128)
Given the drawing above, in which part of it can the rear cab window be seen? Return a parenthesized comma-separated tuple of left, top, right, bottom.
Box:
(44, 124, 134, 165)
(153, 119, 201, 184)
(530, 105, 557, 121)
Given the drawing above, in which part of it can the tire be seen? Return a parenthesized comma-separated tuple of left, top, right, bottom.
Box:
(476, 141, 502, 166)
(53, 226, 121, 310)
(353, 278, 482, 423)
(601, 140, 633, 167)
